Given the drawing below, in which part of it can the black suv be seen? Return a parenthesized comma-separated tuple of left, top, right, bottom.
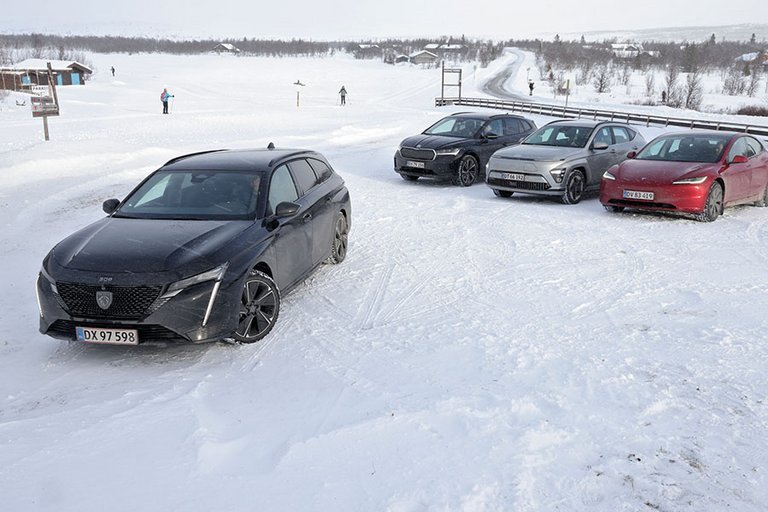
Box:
(394, 112, 536, 186)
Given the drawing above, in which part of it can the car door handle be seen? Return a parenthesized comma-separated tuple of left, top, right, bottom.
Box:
(302, 213, 312, 223)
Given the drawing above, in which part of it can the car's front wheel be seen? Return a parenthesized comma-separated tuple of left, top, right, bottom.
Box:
(697, 182, 723, 222)
(755, 182, 768, 207)
(233, 270, 280, 343)
(562, 170, 585, 204)
(453, 155, 479, 187)
(328, 212, 349, 264)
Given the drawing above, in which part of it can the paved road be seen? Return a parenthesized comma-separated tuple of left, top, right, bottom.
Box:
(481, 48, 531, 102)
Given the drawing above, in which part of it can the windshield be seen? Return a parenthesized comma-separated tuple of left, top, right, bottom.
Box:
(423, 116, 485, 138)
(523, 125, 594, 148)
(636, 134, 729, 163)
(114, 170, 264, 220)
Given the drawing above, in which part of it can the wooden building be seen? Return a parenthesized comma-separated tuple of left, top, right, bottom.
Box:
(0, 59, 92, 91)
(410, 50, 438, 66)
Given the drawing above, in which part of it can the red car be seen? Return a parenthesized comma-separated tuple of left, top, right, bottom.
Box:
(600, 131, 768, 221)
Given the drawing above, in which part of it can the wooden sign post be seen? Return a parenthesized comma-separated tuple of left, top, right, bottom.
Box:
(30, 63, 61, 141)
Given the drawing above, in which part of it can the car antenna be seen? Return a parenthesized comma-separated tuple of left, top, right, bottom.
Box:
(267, 142, 275, 150)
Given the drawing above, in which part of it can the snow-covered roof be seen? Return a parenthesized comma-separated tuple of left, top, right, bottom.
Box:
(358, 44, 379, 49)
(410, 50, 438, 58)
(736, 52, 760, 62)
(440, 44, 464, 50)
(424, 43, 440, 50)
(212, 43, 240, 52)
(11, 59, 92, 73)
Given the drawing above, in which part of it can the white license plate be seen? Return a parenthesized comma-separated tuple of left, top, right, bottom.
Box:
(623, 190, 654, 200)
(501, 172, 525, 181)
(406, 160, 425, 169)
(76, 326, 139, 345)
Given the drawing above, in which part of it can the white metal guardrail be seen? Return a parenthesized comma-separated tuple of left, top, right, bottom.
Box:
(435, 97, 768, 137)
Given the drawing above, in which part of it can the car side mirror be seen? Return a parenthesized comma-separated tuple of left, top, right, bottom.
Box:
(103, 198, 120, 214)
(730, 155, 748, 164)
(592, 141, 609, 151)
(626, 151, 637, 159)
(275, 201, 300, 217)
(483, 132, 499, 140)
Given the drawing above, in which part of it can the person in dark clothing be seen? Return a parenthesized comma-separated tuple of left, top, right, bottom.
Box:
(528, 80, 534, 96)
(161, 88, 174, 114)
(339, 85, 347, 106)
(111, 66, 115, 77)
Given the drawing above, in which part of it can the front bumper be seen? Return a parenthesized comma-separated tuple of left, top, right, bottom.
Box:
(599, 179, 709, 214)
(393, 150, 458, 180)
(37, 273, 241, 345)
(485, 169, 564, 197)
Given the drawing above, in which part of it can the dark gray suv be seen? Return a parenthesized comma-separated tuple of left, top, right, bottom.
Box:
(486, 120, 645, 203)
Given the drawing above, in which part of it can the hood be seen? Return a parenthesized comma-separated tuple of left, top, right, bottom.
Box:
(615, 159, 720, 185)
(492, 143, 584, 162)
(51, 217, 253, 274)
(400, 134, 470, 150)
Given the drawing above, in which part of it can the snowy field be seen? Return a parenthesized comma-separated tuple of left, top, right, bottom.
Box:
(1, 51, 768, 511)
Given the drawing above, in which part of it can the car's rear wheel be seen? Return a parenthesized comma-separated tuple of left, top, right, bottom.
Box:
(697, 182, 723, 222)
(453, 155, 479, 187)
(493, 189, 513, 198)
(604, 205, 624, 213)
(562, 170, 585, 204)
(233, 270, 280, 343)
(400, 174, 418, 182)
(328, 212, 349, 264)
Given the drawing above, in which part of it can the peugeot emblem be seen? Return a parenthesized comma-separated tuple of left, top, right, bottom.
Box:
(96, 291, 113, 310)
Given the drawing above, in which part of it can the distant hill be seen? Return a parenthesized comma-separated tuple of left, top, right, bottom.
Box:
(554, 23, 768, 43)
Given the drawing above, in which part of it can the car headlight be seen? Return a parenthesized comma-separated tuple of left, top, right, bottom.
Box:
(435, 148, 461, 156)
(39, 263, 58, 293)
(162, 263, 228, 298)
(602, 171, 616, 181)
(549, 168, 566, 183)
(672, 176, 708, 185)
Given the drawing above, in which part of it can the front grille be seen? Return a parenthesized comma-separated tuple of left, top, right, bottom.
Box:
(400, 147, 436, 161)
(488, 177, 551, 191)
(56, 282, 162, 319)
(47, 320, 187, 343)
(609, 199, 677, 210)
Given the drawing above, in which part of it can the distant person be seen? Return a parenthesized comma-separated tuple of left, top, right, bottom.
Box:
(661, 90, 667, 104)
(339, 85, 347, 106)
(160, 87, 174, 114)
(528, 80, 534, 96)
(111, 66, 115, 77)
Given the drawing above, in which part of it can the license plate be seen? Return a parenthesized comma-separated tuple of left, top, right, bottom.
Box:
(623, 190, 654, 200)
(76, 326, 139, 345)
(501, 172, 525, 182)
(406, 160, 425, 169)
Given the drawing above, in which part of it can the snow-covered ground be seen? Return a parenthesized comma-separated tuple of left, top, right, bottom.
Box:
(1, 51, 768, 511)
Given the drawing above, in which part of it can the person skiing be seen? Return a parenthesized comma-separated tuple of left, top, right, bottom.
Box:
(160, 87, 174, 114)
(339, 85, 347, 106)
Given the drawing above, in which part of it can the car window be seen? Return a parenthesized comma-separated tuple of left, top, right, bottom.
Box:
(727, 138, 748, 162)
(745, 137, 763, 158)
(637, 134, 729, 163)
(288, 159, 319, 194)
(424, 117, 484, 138)
(268, 164, 299, 214)
(308, 158, 333, 182)
(503, 118, 522, 135)
(611, 126, 631, 144)
(483, 119, 504, 137)
(524, 125, 593, 147)
(594, 127, 613, 146)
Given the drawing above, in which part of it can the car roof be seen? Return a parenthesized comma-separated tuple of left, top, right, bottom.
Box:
(161, 147, 324, 171)
(443, 111, 529, 121)
(544, 119, 608, 128)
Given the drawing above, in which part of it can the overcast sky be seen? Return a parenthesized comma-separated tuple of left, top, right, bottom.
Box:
(1, 0, 766, 40)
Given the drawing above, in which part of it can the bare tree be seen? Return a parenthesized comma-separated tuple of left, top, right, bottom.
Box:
(746, 66, 761, 97)
(592, 65, 612, 93)
(723, 66, 746, 95)
(645, 72, 656, 97)
(683, 70, 704, 110)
